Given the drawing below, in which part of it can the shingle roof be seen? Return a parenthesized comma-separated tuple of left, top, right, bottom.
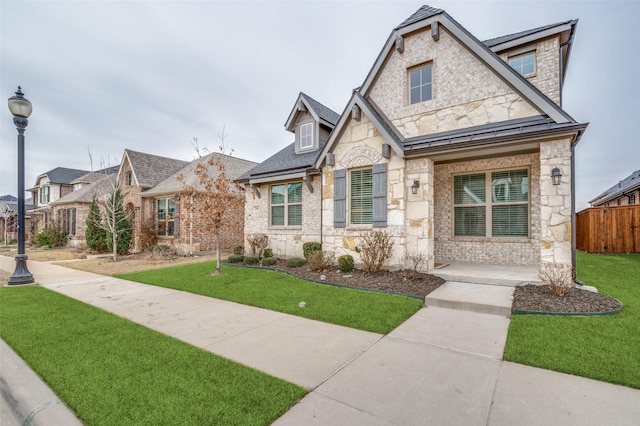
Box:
(143, 152, 257, 196)
(483, 20, 577, 48)
(0, 195, 17, 202)
(38, 167, 91, 185)
(51, 174, 116, 205)
(394, 5, 443, 30)
(236, 142, 320, 182)
(124, 149, 189, 188)
(589, 170, 640, 206)
(301, 93, 340, 126)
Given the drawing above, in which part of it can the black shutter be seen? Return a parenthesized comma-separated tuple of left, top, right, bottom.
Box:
(372, 163, 387, 227)
(334, 169, 346, 228)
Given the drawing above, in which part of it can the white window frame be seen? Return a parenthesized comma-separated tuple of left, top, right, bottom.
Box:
(156, 197, 175, 237)
(453, 168, 530, 238)
(349, 167, 373, 226)
(509, 51, 536, 76)
(270, 182, 303, 227)
(40, 186, 50, 203)
(409, 63, 433, 105)
(299, 122, 314, 150)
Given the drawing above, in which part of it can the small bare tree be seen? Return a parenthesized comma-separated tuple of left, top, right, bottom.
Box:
(402, 251, 427, 279)
(539, 263, 574, 297)
(359, 230, 394, 274)
(178, 127, 245, 275)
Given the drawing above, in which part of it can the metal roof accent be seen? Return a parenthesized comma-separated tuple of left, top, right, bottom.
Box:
(402, 115, 587, 157)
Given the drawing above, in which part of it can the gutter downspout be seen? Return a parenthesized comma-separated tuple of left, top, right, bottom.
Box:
(571, 141, 579, 285)
(559, 35, 574, 108)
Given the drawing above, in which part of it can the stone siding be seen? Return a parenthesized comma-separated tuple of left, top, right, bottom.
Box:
(244, 178, 322, 258)
(369, 26, 540, 138)
(499, 36, 561, 105)
(434, 153, 541, 266)
(321, 113, 409, 269)
(539, 138, 573, 266)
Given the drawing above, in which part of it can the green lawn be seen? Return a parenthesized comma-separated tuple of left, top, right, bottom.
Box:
(0, 286, 305, 426)
(505, 251, 640, 389)
(117, 262, 423, 334)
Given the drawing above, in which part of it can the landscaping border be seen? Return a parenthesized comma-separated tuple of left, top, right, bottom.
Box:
(221, 262, 425, 302)
(513, 302, 623, 316)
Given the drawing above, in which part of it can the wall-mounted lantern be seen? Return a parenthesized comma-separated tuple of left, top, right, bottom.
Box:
(411, 180, 420, 195)
(551, 167, 562, 186)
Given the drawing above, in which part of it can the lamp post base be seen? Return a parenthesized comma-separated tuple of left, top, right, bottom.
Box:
(8, 254, 35, 285)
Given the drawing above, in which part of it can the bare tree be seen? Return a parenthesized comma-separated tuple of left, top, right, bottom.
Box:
(178, 127, 245, 275)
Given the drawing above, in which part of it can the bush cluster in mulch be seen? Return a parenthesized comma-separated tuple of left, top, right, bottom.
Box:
(263, 259, 445, 298)
(259, 259, 622, 314)
(513, 284, 622, 313)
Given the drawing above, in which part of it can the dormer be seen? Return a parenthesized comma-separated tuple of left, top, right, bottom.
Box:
(285, 93, 340, 154)
(484, 20, 578, 106)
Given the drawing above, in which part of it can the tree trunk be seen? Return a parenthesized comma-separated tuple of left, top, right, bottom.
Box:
(215, 222, 221, 274)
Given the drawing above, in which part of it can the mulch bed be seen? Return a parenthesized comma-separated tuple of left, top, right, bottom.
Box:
(258, 259, 622, 314)
(513, 284, 622, 314)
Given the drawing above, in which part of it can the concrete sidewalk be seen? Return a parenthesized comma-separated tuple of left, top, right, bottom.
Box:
(2, 256, 640, 426)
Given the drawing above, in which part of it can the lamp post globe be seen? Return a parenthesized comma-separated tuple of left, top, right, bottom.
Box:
(7, 86, 34, 285)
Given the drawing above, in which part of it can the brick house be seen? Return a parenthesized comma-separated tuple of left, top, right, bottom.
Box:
(140, 152, 257, 254)
(240, 5, 587, 275)
(589, 170, 640, 207)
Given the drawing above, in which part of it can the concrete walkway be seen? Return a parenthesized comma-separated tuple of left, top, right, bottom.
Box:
(2, 256, 640, 426)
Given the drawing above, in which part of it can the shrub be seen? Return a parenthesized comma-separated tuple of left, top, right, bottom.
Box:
(233, 245, 244, 256)
(261, 257, 277, 267)
(147, 244, 175, 260)
(338, 255, 354, 273)
(539, 263, 574, 297)
(138, 218, 158, 251)
(247, 234, 269, 258)
(402, 252, 427, 279)
(227, 255, 244, 263)
(359, 230, 394, 274)
(34, 226, 68, 249)
(308, 250, 334, 271)
(286, 257, 306, 268)
(85, 197, 107, 252)
(263, 248, 273, 258)
(244, 256, 260, 265)
(303, 242, 322, 259)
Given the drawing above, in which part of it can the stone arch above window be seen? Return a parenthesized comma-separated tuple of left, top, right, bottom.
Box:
(338, 146, 382, 169)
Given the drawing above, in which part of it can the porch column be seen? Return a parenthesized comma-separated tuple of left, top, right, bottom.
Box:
(539, 138, 573, 268)
(405, 157, 435, 271)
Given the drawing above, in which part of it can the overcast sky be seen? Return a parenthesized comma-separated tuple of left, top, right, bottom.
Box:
(1, 0, 638, 209)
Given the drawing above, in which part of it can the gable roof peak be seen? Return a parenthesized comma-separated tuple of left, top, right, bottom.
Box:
(395, 5, 443, 30)
(285, 92, 340, 132)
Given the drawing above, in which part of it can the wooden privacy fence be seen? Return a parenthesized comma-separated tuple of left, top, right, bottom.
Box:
(576, 205, 640, 253)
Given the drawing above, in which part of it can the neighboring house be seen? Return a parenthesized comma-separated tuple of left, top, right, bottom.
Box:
(117, 149, 190, 251)
(142, 152, 257, 254)
(49, 172, 118, 247)
(589, 170, 640, 207)
(27, 167, 92, 236)
(240, 5, 587, 274)
(1, 195, 36, 245)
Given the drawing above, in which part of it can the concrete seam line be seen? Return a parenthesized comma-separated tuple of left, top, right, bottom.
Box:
(385, 335, 503, 361)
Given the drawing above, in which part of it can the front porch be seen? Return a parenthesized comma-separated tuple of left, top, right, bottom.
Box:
(432, 262, 540, 286)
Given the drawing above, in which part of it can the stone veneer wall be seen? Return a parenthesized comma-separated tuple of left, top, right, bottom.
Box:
(244, 178, 321, 258)
(434, 153, 541, 266)
(368, 26, 540, 139)
(498, 36, 561, 106)
(321, 113, 409, 269)
(539, 138, 573, 266)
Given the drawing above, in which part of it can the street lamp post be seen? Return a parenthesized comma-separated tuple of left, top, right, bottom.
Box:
(7, 86, 34, 285)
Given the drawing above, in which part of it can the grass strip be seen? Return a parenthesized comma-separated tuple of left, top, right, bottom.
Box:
(0, 286, 305, 426)
(117, 262, 423, 334)
(505, 251, 640, 389)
